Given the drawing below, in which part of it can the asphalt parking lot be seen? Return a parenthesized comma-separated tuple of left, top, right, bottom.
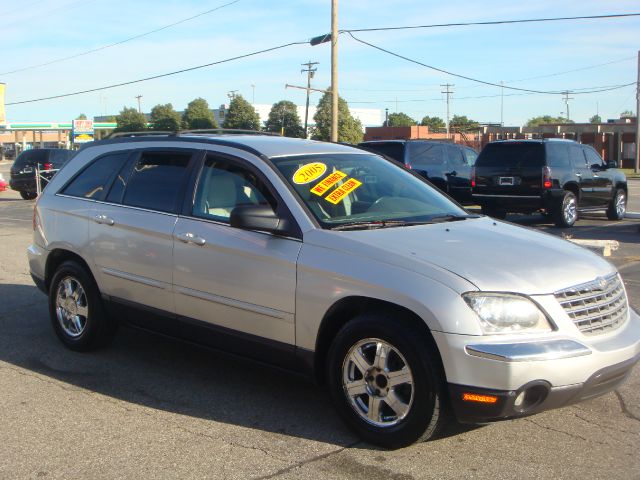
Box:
(0, 161, 638, 480)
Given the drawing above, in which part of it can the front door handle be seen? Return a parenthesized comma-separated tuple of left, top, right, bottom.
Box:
(575, 173, 582, 178)
(175, 232, 206, 246)
(94, 214, 114, 226)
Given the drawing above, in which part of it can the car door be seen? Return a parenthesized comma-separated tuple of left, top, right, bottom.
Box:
(89, 147, 197, 314)
(172, 152, 302, 345)
(445, 144, 472, 203)
(583, 146, 613, 206)
(568, 145, 596, 207)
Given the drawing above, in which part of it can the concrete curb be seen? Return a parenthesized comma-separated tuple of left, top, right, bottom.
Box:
(627, 212, 640, 219)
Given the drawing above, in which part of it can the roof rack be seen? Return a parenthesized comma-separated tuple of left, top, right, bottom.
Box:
(106, 131, 174, 139)
(178, 129, 281, 136)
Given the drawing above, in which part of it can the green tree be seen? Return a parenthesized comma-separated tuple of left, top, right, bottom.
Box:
(150, 103, 181, 131)
(183, 97, 218, 130)
(264, 100, 305, 137)
(589, 114, 602, 124)
(420, 115, 445, 130)
(312, 91, 363, 144)
(450, 115, 480, 131)
(223, 94, 261, 130)
(114, 107, 147, 132)
(620, 110, 634, 118)
(387, 112, 415, 127)
(76, 113, 87, 120)
(525, 115, 573, 127)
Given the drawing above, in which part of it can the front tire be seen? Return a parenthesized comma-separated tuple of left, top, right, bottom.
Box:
(49, 260, 116, 351)
(20, 191, 37, 200)
(553, 191, 578, 227)
(606, 188, 626, 220)
(327, 312, 449, 449)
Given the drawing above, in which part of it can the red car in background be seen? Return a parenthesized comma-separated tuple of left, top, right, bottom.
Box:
(0, 173, 8, 192)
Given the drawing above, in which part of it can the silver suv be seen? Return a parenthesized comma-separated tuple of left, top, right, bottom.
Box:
(28, 133, 640, 448)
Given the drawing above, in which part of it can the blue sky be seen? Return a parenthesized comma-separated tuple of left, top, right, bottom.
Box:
(1, 0, 638, 125)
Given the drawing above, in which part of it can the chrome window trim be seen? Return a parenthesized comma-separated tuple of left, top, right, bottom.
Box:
(55, 194, 179, 218)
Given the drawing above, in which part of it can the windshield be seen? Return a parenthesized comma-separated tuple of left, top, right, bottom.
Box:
(270, 153, 469, 229)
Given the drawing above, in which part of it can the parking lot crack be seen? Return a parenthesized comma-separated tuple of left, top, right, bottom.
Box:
(524, 418, 588, 442)
(252, 441, 361, 480)
(614, 390, 640, 422)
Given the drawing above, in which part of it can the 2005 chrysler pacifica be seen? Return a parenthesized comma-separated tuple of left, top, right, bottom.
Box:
(28, 133, 640, 448)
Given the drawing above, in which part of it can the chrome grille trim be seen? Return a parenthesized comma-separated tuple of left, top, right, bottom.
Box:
(554, 274, 628, 336)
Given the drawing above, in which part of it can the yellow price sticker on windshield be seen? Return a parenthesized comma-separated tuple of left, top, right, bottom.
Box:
(325, 178, 362, 204)
(293, 162, 327, 184)
(311, 170, 347, 196)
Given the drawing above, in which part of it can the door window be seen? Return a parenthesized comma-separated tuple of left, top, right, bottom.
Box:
(121, 151, 192, 213)
(463, 147, 477, 166)
(584, 147, 605, 169)
(569, 146, 587, 169)
(193, 156, 276, 223)
(407, 143, 446, 167)
(546, 143, 571, 168)
(62, 152, 130, 200)
(446, 145, 466, 167)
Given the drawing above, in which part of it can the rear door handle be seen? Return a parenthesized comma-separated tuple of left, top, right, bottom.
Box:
(94, 214, 114, 226)
(175, 232, 206, 246)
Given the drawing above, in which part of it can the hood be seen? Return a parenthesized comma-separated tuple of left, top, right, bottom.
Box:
(306, 217, 615, 295)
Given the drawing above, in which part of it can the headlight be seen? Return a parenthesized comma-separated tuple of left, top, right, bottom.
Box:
(462, 293, 553, 334)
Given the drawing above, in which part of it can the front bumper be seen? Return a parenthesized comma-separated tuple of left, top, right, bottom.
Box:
(433, 307, 640, 423)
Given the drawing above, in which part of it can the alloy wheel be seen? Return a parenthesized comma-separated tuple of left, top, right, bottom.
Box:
(55, 276, 89, 337)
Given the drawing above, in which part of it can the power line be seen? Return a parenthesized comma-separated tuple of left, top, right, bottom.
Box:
(347, 32, 636, 95)
(5, 40, 306, 106)
(505, 56, 636, 84)
(0, 0, 242, 76)
(342, 13, 640, 33)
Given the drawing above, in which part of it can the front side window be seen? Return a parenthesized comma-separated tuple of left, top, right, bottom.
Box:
(463, 147, 477, 166)
(193, 156, 275, 223)
(569, 146, 587, 169)
(446, 145, 466, 167)
(122, 151, 192, 213)
(62, 152, 130, 200)
(270, 152, 468, 229)
(584, 147, 605, 168)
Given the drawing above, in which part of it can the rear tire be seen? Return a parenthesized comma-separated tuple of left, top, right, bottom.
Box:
(327, 312, 449, 449)
(480, 205, 507, 220)
(606, 188, 626, 220)
(553, 191, 578, 228)
(20, 191, 37, 200)
(49, 260, 116, 351)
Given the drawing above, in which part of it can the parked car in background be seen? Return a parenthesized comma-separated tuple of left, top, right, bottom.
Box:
(358, 140, 477, 204)
(10, 148, 75, 199)
(472, 139, 627, 227)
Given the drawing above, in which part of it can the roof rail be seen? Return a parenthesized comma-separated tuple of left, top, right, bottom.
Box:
(106, 131, 174, 139)
(179, 129, 281, 136)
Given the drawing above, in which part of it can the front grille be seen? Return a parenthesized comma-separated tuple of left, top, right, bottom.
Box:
(554, 274, 628, 336)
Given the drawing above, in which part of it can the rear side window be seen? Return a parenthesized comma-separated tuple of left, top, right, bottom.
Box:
(446, 145, 466, 167)
(50, 149, 73, 166)
(362, 143, 405, 163)
(569, 146, 587, 169)
(408, 143, 446, 166)
(546, 143, 570, 168)
(62, 152, 130, 200)
(476, 143, 544, 168)
(463, 147, 477, 166)
(122, 151, 192, 213)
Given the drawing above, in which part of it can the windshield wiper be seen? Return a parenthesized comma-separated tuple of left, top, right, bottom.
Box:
(330, 214, 480, 231)
(427, 214, 480, 223)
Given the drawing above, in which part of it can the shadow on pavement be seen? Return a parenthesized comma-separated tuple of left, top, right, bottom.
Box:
(0, 283, 479, 448)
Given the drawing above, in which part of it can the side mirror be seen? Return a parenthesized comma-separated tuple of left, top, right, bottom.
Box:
(230, 204, 281, 234)
(606, 160, 618, 169)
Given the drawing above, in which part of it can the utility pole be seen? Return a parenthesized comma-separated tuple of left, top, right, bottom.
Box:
(301, 61, 319, 138)
(562, 90, 574, 121)
(500, 80, 504, 127)
(251, 84, 255, 104)
(135, 95, 143, 114)
(635, 50, 639, 173)
(330, 0, 338, 143)
(441, 83, 454, 139)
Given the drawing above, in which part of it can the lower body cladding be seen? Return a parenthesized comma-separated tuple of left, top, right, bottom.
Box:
(433, 308, 640, 423)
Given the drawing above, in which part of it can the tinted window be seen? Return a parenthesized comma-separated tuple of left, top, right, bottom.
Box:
(584, 147, 605, 168)
(546, 143, 570, 168)
(122, 151, 192, 213)
(476, 143, 544, 168)
(407, 142, 446, 166)
(193, 156, 276, 223)
(14, 150, 46, 168)
(446, 145, 466, 167)
(62, 152, 130, 200)
(361, 143, 405, 162)
(569, 146, 587, 169)
(50, 149, 73, 166)
(463, 147, 478, 166)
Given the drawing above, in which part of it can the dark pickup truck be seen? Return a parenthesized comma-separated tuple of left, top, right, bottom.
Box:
(472, 139, 627, 227)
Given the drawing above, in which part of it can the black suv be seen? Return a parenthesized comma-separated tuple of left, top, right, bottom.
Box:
(472, 139, 627, 227)
(10, 148, 75, 199)
(358, 140, 477, 204)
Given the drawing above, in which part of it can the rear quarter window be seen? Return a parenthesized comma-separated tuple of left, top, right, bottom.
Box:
(62, 152, 130, 200)
(545, 143, 570, 168)
(476, 143, 545, 168)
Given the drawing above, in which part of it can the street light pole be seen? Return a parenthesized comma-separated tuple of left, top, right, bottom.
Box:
(330, 0, 338, 143)
(635, 50, 639, 173)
